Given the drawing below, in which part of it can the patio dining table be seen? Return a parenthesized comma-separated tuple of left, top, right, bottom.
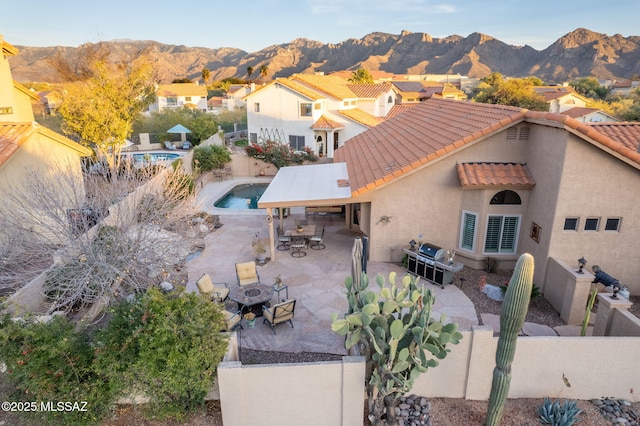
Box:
(284, 225, 316, 238)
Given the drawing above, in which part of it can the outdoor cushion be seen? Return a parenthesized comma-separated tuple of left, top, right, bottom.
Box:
(236, 261, 259, 286)
(196, 274, 230, 301)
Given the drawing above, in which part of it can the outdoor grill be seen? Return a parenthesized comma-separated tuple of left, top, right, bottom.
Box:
(403, 242, 463, 288)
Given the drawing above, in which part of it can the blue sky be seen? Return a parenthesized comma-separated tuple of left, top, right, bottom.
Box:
(1, 0, 637, 52)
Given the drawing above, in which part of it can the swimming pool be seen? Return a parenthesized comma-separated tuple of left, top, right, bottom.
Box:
(214, 183, 269, 209)
(130, 152, 184, 163)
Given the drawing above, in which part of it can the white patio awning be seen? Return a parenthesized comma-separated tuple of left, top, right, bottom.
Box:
(258, 163, 352, 208)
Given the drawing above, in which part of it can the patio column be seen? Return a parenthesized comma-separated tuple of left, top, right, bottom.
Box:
(267, 207, 276, 261)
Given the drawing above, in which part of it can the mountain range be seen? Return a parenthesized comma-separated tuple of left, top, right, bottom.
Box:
(8, 28, 640, 84)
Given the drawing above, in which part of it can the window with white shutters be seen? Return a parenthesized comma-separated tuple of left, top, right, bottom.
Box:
(484, 215, 520, 253)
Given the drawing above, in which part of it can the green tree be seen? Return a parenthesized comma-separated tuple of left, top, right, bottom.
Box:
(259, 64, 269, 82)
(55, 50, 157, 170)
(201, 67, 211, 85)
(332, 272, 462, 425)
(246, 66, 254, 81)
(474, 74, 548, 111)
(193, 144, 231, 172)
(570, 77, 610, 100)
(348, 68, 374, 84)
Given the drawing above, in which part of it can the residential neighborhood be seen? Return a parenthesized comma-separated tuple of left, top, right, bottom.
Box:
(1, 20, 640, 426)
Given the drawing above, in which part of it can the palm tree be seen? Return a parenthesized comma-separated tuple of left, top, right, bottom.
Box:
(201, 68, 210, 85)
(348, 68, 374, 84)
(246, 66, 254, 82)
(259, 64, 269, 83)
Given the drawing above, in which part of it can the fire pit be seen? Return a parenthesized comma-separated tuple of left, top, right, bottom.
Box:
(229, 283, 274, 317)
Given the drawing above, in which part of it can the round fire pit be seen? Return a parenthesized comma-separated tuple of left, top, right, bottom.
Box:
(244, 288, 262, 297)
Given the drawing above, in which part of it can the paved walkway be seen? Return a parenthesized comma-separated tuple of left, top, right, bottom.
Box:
(185, 178, 479, 355)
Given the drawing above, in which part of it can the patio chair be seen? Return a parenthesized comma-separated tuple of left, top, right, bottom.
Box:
(289, 236, 307, 258)
(262, 299, 296, 335)
(277, 226, 291, 251)
(196, 274, 230, 302)
(235, 261, 260, 286)
(164, 141, 177, 150)
(221, 307, 243, 332)
(309, 226, 325, 250)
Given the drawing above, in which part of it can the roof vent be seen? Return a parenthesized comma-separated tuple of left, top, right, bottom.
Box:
(337, 179, 350, 187)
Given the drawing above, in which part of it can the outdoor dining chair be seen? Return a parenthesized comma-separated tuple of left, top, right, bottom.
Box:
(309, 226, 325, 250)
(262, 299, 296, 334)
(196, 274, 230, 303)
(289, 236, 307, 257)
(235, 261, 260, 286)
(277, 226, 291, 251)
(221, 307, 243, 332)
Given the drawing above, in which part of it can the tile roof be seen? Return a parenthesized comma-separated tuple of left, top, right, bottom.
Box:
(347, 82, 392, 98)
(0, 122, 92, 168)
(311, 115, 344, 130)
(532, 86, 587, 102)
(335, 99, 526, 196)
(338, 108, 384, 128)
(336, 99, 640, 198)
(560, 107, 604, 119)
(457, 162, 535, 188)
(391, 81, 429, 92)
(157, 83, 207, 97)
(271, 78, 324, 101)
(385, 104, 418, 120)
(291, 74, 356, 100)
(587, 122, 640, 152)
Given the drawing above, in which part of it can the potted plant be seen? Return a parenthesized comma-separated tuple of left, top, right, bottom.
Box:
(274, 274, 283, 288)
(252, 232, 267, 263)
(244, 312, 256, 327)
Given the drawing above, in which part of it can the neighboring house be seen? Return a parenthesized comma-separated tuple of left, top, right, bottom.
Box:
(610, 80, 640, 97)
(532, 86, 590, 113)
(38, 90, 62, 116)
(560, 107, 618, 123)
(390, 81, 467, 103)
(334, 98, 640, 294)
(222, 84, 251, 111)
(244, 73, 396, 158)
(148, 83, 208, 113)
(207, 96, 224, 114)
(0, 36, 91, 233)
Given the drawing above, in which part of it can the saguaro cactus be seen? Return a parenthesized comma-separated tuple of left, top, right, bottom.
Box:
(486, 253, 534, 426)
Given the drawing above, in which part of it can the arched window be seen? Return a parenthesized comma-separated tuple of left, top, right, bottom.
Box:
(490, 190, 521, 205)
(387, 95, 393, 103)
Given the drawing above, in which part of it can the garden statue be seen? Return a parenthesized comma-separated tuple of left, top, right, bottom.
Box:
(591, 265, 621, 290)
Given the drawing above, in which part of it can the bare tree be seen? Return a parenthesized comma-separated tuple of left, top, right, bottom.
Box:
(0, 160, 208, 313)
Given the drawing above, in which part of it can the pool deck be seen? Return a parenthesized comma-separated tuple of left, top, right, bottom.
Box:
(187, 177, 479, 356)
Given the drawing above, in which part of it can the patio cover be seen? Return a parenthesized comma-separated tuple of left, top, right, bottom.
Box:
(258, 162, 352, 209)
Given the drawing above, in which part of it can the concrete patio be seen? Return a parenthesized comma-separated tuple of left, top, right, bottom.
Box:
(185, 177, 479, 356)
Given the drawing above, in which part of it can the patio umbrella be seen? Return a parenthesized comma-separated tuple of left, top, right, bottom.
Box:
(351, 237, 363, 293)
(167, 124, 192, 142)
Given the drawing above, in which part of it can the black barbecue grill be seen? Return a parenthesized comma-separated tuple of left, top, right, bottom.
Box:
(404, 242, 461, 288)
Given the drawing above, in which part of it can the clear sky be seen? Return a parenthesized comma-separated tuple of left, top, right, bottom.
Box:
(1, 0, 638, 52)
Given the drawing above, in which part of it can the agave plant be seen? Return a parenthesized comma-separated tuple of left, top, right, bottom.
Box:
(537, 397, 583, 426)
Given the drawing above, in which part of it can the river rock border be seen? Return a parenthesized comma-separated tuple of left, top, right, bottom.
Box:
(591, 397, 638, 425)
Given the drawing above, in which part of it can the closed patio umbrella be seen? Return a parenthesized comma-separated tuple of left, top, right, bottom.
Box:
(351, 237, 363, 308)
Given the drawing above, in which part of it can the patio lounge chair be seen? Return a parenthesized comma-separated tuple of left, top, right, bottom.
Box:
(277, 226, 291, 251)
(309, 226, 325, 250)
(164, 141, 177, 150)
(235, 261, 260, 286)
(196, 274, 230, 302)
(262, 299, 296, 334)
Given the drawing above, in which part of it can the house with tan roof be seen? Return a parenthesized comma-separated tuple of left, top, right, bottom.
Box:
(243, 73, 396, 158)
(332, 98, 640, 294)
(559, 106, 618, 123)
(390, 81, 467, 103)
(147, 82, 208, 113)
(0, 35, 91, 233)
(532, 86, 590, 113)
(222, 84, 251, 112)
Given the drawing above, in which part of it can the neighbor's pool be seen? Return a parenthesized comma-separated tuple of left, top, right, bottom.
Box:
(214, 183, 269, 209)
(130, 152, 184, 163)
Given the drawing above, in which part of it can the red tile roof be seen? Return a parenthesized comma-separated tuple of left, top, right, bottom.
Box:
(385, 104, 418, 120)
(559, 107, 603, 119)
(334, 99, 526, 196)
(457, 163, 535, 188)
(347, 83, 392, 98)
(338, 108, 384, 128)
(335, 98, 640, 197)
(311, 115, 344, 130)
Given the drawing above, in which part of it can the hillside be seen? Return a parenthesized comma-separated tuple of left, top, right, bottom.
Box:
(8, 28, 640, 84)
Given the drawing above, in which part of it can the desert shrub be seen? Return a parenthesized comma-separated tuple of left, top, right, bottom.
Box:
(537, 397, 582, 425)
(0, 315, 113, 425)
(193, 144, 231, 171)
(95, 287, 229, 420)
(245, 140, 318, 169)
(486, 256, 500, 273)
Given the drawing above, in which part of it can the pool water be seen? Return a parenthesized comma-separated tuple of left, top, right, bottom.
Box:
(130, 152, 183, 163)
(214, 183, 269, 209)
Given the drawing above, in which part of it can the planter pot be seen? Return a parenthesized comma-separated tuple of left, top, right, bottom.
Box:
(256, 252, 267, 263)
(246, 319, 256, 327)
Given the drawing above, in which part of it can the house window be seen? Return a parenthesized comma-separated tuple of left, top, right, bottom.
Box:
(166, 97, 177, 106)
(388, 96, 393, 103)
(604, 218, 621, 232)
(350, 100, 356, 106)
(300, 103, 312, 117)
(584, 217, 600, 231)
(490, 190, 521, 205)
(343, 101, 349, 106)
(0, 106, 13, 115)
(289, 135, 305, 151)
(314, 103, 321, 110)
(563, 217, 579, 231)
(484, 215, 520, 253)
(459, 211, 478, 251)
(185, 96, 192, 102)
(254, 103, 260, 112)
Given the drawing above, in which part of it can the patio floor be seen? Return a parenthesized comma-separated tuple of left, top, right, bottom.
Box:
(185, 177, 479, 356)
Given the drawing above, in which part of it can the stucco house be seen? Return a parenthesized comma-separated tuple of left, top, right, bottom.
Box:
(533, 86, 590, 113)
(390, 81, 467, 103)
(222, 84, 251, 111)
(560, 107, 618, 123)
(332, 98, 640, 295)
(0, 36, 91, 232)
(147, 82, 208, 113)
(243, 73, 396, 158)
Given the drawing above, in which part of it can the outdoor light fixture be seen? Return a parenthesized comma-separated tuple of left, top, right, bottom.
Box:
(409, 239, 417, 250)
(577, 257, 587, 274)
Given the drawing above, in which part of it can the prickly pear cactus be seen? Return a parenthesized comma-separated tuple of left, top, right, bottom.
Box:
(486, 253, 534, 426)
(333, 272, 463, 425)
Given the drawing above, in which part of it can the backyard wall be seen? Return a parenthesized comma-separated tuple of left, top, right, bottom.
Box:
(544, 257, 595, 325)
(410, 326, 640, 401)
